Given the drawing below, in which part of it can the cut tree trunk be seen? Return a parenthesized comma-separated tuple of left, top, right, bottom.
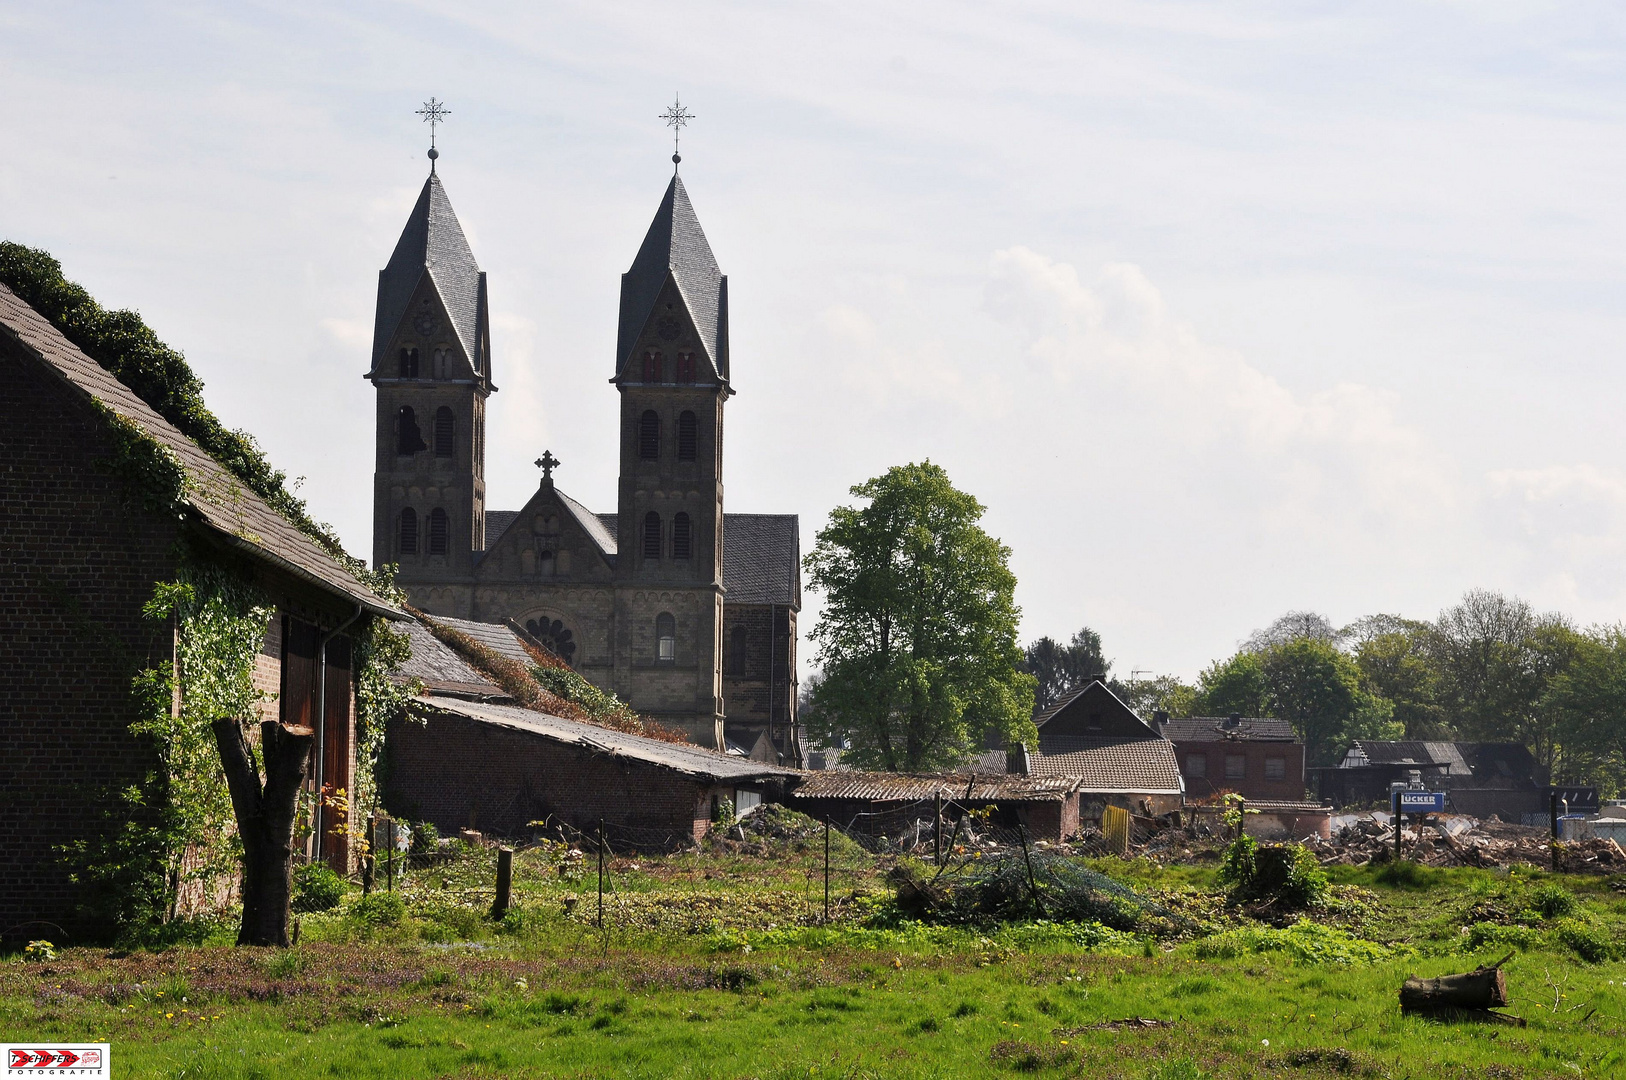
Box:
(1400, 952, 1516, 1018)
(212, 719, 314, 947)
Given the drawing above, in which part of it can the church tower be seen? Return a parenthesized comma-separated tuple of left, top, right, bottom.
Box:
(367, 162, 493, 616)
(610, 172, 731, 748)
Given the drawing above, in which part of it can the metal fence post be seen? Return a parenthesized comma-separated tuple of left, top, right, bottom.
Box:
(934, 793, 942, 867)
(597, 818, 605, 931)
(1550, 791, 1560, 871)
(1392, 792, 1402, 863)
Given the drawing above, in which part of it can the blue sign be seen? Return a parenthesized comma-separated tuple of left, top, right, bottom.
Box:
(1398, 791, 1446, 813)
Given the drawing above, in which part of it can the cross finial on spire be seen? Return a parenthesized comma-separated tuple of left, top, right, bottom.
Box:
(534, 450, 561, 483)
(659, 94, 694, 170)
(417, 97, 450, 170)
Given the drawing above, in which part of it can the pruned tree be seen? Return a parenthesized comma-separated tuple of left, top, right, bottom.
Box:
(211, 719, 314, 947)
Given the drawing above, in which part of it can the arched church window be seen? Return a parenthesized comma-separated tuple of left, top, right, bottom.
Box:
(656, 612, 676, 663)
(642, 350, 663, 383)
(433, 346, 452, 379)
(537, 549, 554, 576)
(524, 617, 577, 665)
(676, 352, 695, 383)
(398, 347, 419, 379)
(428, 508, 449, 555)
(639, 411, 660, 460)
(672, 512, 692, 561)
(399, 507, 418, 555)
(677, 411, 697, 461)
(642, 511, 662, 560)
(728, 625, 747, 678)
(397, 407, 427, 455)
(433, 407, 455, 458)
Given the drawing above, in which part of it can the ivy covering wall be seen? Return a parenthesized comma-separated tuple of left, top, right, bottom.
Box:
(3, 242, 414, 936)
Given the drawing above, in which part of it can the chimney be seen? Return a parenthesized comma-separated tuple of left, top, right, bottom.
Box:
(1088, 672, 1106, 684)
(1007, 742, 1032, 776)
(1152, 710, 1170, 730)
(1224, 714, 1241, 729)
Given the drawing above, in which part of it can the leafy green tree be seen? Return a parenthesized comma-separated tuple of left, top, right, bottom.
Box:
(804, 462, 1036, 772)
(1023, 627, 1109, 709)
(1196, 651, 1270, 718)
(1545, 627, 1626, 796)
(1117, 674, 1199, 720)
(1260, 638, 1399, 766)
(1349, 616, 1446, 738)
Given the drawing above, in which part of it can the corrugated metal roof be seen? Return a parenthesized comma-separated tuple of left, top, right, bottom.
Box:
(1161, 717, 1297, 743)
(1028, 737, 1184, 794)
(413, 696, 796, 782)
(792, 771, 1078, 803)
(0, 283, 401, 619)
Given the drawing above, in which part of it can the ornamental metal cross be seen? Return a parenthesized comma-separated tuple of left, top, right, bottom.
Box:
(659, 94, 694, 159)
(416, 97, 450, 149)
(534, 450, 561, 481)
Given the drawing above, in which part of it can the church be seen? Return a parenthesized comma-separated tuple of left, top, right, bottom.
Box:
(365, 149, 801, 764)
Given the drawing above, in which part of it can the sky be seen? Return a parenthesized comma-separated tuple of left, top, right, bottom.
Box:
(5, 2, 1626, 682)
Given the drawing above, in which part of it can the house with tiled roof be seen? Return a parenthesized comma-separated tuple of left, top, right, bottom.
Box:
(1024, 678, 1186, 817)
(1153, 714, 1307, 802)
(368, 155, 800, 765)
(0, 281, 405, 933)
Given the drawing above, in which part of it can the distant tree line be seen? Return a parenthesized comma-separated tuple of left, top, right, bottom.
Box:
(1024, 591, 1626, 794)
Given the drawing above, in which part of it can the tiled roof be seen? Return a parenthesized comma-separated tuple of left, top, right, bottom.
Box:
(1190, 799, 1330, 813)
(598, 512, 800, 607)
(371, 172, 484, 373)
(395, 622, 506, 699)
(430, 614, 536, 667)
(1161, 717, 1297, 742)
(792, 771, 1079, 803)
(483, 510, 518, 550)
(1027, 737, 1184, 794)
(616, 174, 728, 382)
(414, 696, 796, 783)
(0, 283, 401, 619)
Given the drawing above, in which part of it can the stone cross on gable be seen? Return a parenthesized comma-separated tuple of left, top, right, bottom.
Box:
(534, 450, 561, 483)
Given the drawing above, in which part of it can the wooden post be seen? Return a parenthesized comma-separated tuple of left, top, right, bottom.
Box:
(934, 793, 942, 867)
(387, 819, 396, 892)
(1236, 797, 1246, 841)
(492, 847, 513, 920)
(1393, 792, 1402, 863)
(597, 818, 605, 931)
(823, 816, 831, 923)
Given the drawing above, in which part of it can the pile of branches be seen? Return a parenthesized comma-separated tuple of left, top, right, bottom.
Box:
(890, 852, 1191, 933)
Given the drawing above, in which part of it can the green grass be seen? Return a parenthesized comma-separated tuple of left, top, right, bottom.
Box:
(5, 831, 1625, 1078)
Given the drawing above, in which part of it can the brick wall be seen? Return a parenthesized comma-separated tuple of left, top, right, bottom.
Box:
(1174, 740, 1306, 802)
(384, 710, 727, 847)
(0, 341, 181, 937)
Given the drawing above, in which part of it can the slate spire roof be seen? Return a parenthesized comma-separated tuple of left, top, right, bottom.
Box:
(371, 171, 487, 375)
(615, 173, 729, 383)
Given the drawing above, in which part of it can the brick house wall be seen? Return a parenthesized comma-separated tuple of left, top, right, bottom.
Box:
(1174, 739, 1306, 802)
(384, 710, 738, 846)
(0, 338, 182, 938)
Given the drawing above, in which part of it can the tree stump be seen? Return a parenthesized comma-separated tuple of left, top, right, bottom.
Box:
(1399, 952, 1523, 1024)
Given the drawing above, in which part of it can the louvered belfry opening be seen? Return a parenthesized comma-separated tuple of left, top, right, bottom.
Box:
(643, 350, 663, 383)
(676, 352, 695, 382)
(398, 347, 419, 378)
(399, 507, 418, 554)
(433, 406, 455, 457)
(639, 410, 660, 460)
(428, 508, 449, 555)
(672, 512, 692, 560)
(677, 411, 697, 461)
(643, 511, 662, 560)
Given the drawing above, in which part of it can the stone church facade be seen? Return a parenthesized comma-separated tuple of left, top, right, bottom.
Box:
(367, 163, 800, 763)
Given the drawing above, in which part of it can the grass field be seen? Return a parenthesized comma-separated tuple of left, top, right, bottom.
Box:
(5, 822, 1625, 1079)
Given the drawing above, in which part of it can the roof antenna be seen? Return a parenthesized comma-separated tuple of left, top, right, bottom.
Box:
(417, 97, 450, 173)
(659, 93, 694, 172)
